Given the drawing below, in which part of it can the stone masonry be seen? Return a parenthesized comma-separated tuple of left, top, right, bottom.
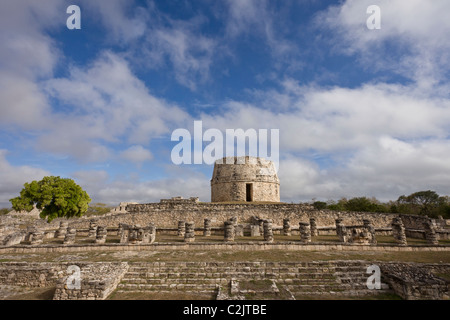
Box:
(211, 156, 280, 202)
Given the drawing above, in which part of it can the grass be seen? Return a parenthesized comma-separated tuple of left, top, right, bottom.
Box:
(28, 232, 450, 246)
(3, 287, 56, 300)
(435, 273, 450, 281)
(108, 291, 215, 300)
(294, 292, 403, 300)
(239, 280, 273, 291)
(2, 248, 450, 264)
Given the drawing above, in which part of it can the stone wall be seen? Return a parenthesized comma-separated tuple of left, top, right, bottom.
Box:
(53, 262, 128, 300)
(0, 262, 128, 300)
(2, 242, 448, 255)
(400, 214, 435, 230)
(1, 261, 448, 300)
(67, 201, 398, 229)
(211, 156, 280, 202)
(0, 262, 63, 287)
(380, 263, 450, 300)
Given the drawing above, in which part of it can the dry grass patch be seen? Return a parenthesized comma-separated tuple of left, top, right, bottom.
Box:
(108, 291, 215, 300)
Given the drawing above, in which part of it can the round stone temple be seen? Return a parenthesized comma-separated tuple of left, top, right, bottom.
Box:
(210, 156, 280, 203)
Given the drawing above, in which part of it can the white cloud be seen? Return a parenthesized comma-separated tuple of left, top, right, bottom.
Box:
(0, 0, 64, 130)
(0, 0, 63, 78)
(146, 25, 218, 90)
(0, 150, 50, 208)
(120, 145, 153, 164)
(71, 167, 210, 206)
(0, 73, 51, 129)
(202, 81, 450, 153)
(316, 0, 450, 83)
(198, 79, 450, 202)
(80, 0, 219, 90)
(80, 0, 148, 43)
(225, 0, 295, 57)
(42, 51, 190, 161)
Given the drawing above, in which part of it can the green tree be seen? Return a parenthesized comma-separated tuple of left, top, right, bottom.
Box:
(10, 176, 91, 222)
(344, 197, 388, 213)
(327, 198, 347, 211)
(0, 208, 11, 215)
(396, 190, 447, 218)
(85, 203, 112, 217)
(312, 201, 327, 210)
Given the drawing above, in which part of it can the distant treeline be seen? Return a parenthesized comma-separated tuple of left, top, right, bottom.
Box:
(313, 190, 450, 219)
(0, 203, 112, 217)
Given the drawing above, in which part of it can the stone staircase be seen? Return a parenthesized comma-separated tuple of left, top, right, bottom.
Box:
(116, 261, 393, 299)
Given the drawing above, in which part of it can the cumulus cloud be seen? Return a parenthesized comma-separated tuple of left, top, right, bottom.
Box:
(0, 0, 65, 130)
(224, 0, 296, 57)
(80, 0, 219, 90)
(71, 167, 210, 206)
(43, 51, 189, 161)
(0, 150, 50, 207)
(80, 0, 148, 43)
(120, 145, 153, 164)
(0, 0, 64, 78)
(315, 0, 450, 83)
(144, 23, 218, 90)
(198, 79, 450, 202)
(277, 136, 450, 202)
(201, 81, 450, 152)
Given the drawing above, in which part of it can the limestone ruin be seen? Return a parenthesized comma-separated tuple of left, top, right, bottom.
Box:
(0, 156, 449, 300)
(211, 156, 280, 202)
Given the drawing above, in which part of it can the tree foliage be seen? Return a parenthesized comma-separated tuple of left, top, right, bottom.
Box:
(312, 201, 327, 210)
(85, 203, 112, 217)
(0, 208, 11, 215)
(321, 190, 450, 218)
(10, 176, 91, 222)
(393, 190, 450, 218)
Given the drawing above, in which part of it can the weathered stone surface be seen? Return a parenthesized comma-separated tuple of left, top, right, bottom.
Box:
(177, 221, 186, 237)
(95, 227, 107, 244)
(63, 228, 76, 245)
(184, 222, 195, 243)
(224, 221, 235, 242)
(53, 262, 129, 300)
(380, 263, 450, 300)
(204, 219, 211, 237)
(250, 225, 260, 237)
(348, 228, 370, 245)
(69, 200, 402, 230)
(211, 156, 280, 202)
(283, 219, 291, 236)
(299, 222, 311, 243)
(2, 232, 26, 246)
(235, 224, 244, 237)
(55, 222, 69, 239)
(392, 217, 407, 246)
(88, 220, 98, 238)
(120, 224, 156, 244)
(335, 219, 349, 243)
(263, 220, 274, 243)
(424, 219, 439, 245)
(363, 219, 377, 245)
(310, 218, 318, 237)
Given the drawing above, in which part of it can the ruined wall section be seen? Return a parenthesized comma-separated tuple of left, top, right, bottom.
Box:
(68, 201, 397, 229)
(211, 157, 280, 202)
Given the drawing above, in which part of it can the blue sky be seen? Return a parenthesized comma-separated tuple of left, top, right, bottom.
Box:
(1, 0, 450, 207)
